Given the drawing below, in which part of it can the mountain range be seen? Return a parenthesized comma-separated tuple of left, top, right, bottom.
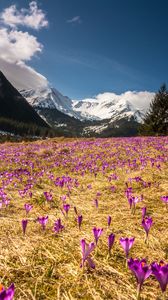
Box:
(0, 70, 154, 137)
(20, 86, 153, 136)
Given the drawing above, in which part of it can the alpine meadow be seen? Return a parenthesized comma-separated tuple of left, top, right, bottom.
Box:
(0, 1, 168, 299)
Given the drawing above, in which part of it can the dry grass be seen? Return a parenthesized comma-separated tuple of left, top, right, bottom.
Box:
(0, 137, 167, 299)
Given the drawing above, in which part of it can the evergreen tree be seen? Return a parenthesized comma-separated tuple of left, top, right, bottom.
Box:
(140, 84, 168, 135)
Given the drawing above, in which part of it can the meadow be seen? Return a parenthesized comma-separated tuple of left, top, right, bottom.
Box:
(0, 136, 167, 300)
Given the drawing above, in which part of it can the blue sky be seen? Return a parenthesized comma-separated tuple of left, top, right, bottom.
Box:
(0, 0, 168, 98)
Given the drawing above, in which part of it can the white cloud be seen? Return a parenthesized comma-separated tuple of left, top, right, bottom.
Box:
(0, 2, 48, 89)
(0, 1, 48, 30)
(0, 28, 42, 63)
(119, 91, 154, 111)
(67, 16, 82, 24)
(95, 91, 154, 112)
(0, 58, 47, 89)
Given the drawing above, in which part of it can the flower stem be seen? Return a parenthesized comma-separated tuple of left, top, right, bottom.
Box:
(125, 258, 128, 269)
(162, 292, 167, 300)
(136, 284, 141, 300)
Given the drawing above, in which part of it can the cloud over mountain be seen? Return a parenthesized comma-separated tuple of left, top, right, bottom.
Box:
(0, 1, 48, 89)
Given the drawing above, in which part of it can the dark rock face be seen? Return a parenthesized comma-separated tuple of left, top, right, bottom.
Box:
(0, 71, 49, 128)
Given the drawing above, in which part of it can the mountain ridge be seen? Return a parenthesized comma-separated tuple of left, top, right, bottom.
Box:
(20, 86, 153, 124)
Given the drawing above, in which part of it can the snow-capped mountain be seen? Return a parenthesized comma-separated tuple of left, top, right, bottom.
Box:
(72, 96, 143, 122)
(20, 87, 83, 135)
(20, 87, 79, 118)
(20, 87, 154, 124)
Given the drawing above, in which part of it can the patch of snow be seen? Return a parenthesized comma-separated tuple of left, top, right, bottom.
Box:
(83, 124, 108, 134)
(55, 123, 67, 128)
(0, 130, 14, 136)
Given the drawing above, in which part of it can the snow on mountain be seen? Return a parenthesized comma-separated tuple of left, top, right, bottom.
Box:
(20, 87, 154, 123)
(20, 87, 79, 118)
(72, 91, 154, 122)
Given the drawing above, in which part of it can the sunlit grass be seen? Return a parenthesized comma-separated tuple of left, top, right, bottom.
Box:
(0, 137, 167, 299)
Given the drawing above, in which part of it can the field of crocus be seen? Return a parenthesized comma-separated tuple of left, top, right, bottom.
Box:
(0, 136, 168, 300)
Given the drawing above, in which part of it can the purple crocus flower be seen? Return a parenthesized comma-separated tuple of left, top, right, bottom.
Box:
(108, 233, 115, 254)
(110, 185, 116, 193)
(0, 283, 15, 300)
(92, 227, 103, 245)
(4, 199, 10, 207)
(125, 187, 132, 199)
(37, 216, 48, 230)
(142, 217, 153, 241)
(107, 216, 112, 227)
(161, 196, 168, 203)
(133, 195, 143, 205)
(53, 218, 64, 234)
(80, 239, 95, 269)
(151, 261, 168, 293)
(24, 203, 33, 214)
(77, 215, 83, 230)
(128, 196, 134, 210)
(120, 237, 135, 258)
(128, 195, 143, 213)
(63, 204, 70, 216)
(128, 258, 152, 300)
(87, 184, 92, 189)
(44, 191, 53, 202)
(142, 207, 147, 219)
(60, 195, 66, 202)
(22, 219, 28, 235)
(29, 191, 32, 198)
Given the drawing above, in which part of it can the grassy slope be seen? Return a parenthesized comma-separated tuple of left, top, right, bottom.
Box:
(0, 137, 167, 300)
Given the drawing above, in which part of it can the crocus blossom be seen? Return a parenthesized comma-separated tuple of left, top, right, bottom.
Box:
(151, 261, 168, 293)
(120, 237, 135, 258)
(161, 196, 168, 203)
(37, 216, 48, 230)
(0, 283, 15, 300)
(63, 204, 70, 216)
(60, 195, 66, 202)
(107, 216, 112, 227)
(142, 217, 153, 241)
(108, 233, 115, 254)
(128, 258, 152, 300)
(22, 219, 28, 235)
(77, 215, 83, 230)
(92, 227, 103, 245)
(141, 207, 147, 219)
(44, 191, 53, 202)
(128, 195, 143, 213)
(53, 218, 64, 234)
(24, 203, 33, 214)
(80, 239, 95, 269)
